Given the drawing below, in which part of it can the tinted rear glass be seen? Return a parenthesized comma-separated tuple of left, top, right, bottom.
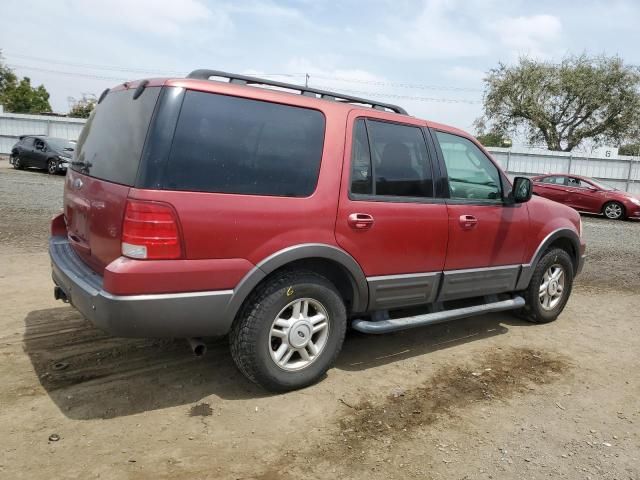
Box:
(164, 90, 325, 197)
(72, 87, 160, 185)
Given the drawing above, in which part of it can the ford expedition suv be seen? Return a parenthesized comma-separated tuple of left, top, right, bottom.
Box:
(50, 70, 586, 391)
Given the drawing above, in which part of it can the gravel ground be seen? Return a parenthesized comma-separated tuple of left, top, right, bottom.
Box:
(0, 160, 639, 480)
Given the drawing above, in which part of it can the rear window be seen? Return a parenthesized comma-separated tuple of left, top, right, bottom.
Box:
(72, 87, 160, 185)
(164, 90, 326, 197)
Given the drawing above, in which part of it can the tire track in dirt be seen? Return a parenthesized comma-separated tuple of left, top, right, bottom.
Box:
(257, 346, 572, 479)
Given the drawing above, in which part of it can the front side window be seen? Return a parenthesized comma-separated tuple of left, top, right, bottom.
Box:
(436, 131, 501, 201)
(165, 91, 326, 197)
(567, 177, 588, 188)
(350, 119, 434, 198)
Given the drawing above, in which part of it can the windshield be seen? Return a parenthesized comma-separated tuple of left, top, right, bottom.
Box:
(47, 138, 75, 151)
(588, 178, 617, 191)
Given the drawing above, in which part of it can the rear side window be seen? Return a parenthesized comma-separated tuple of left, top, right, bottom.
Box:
(350, 119, 434, 198)
(165, 91, 326, 197)
(73, 87, 160, 185)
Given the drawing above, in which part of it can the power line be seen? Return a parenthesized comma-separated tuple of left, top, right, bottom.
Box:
(310, 74, 483, 92)
(312, 84, 482, 104)
(7, 61, 482, 104)
(5, 51, 483, 93)
(7, 64, 130, 82)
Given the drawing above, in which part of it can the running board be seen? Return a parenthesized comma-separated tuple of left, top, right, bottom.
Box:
(351, 296, 525, 334)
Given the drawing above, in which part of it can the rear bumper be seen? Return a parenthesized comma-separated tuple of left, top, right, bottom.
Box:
(49, 236, 234, 337)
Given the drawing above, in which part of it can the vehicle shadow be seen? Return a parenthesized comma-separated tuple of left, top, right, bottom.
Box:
(24, 306, 529, 420)
(337, 311, 523, 371)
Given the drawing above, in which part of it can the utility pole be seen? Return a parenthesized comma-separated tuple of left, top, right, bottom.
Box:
(305, 73, 309, 88)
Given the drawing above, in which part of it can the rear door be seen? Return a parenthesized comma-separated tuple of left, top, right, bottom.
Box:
(335, 113, 448, 310)
(17, 137, 35, 166)
(433, 130, 529, 300)
(65, 85, 162, 271)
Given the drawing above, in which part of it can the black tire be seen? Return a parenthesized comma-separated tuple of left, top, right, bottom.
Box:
(518, 248, 574, 324)
(12, 155, 23, 170)
(602, 201, 625, 220)
(229, 270, 347, 392)
(47, 158, 58, 175)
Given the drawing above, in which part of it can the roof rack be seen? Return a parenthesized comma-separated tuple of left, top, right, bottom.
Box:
(187, 69, 408, 115)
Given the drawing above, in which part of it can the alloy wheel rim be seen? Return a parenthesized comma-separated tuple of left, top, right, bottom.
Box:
(48, 161, 57, 174)
(539, 263, 565, 311)
(605, 203, 622, 219)
(269, 298, 330, 371)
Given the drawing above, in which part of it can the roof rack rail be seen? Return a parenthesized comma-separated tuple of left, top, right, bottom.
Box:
(187, 69, 408, 115)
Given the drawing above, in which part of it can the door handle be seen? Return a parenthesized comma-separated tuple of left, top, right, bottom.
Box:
(459, 214, 478, 229)
(348, 213, 374, 230)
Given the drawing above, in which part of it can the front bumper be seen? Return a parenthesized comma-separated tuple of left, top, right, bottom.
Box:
(49, 236, 234, 337)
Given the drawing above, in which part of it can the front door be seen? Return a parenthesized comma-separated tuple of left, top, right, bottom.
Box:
(433, 130, 529, 300)
(335, 114, 449, 310)
(565, 177, 602, 213)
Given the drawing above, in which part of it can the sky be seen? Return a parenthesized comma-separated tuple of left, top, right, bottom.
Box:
(1, 0, 639, 132)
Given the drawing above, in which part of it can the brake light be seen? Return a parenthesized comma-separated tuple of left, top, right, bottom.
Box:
(121, 200, 182, 260)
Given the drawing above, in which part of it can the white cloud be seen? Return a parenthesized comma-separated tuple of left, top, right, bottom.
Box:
(71, 0, 228, 36)
(444, 66, 486, 84)
(376, 0, 491, 59)
(493, 14, 562, 58)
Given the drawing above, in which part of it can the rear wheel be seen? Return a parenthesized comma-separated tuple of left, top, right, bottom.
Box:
(47, 158, 58, 175)
(229, 270, 347, 392)
(12, 154, 23, 169)
(518, 248, 574, 324)
(603, 201, 624, 220)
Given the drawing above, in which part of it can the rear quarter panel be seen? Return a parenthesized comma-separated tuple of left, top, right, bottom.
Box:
(128, 102, 347, 266)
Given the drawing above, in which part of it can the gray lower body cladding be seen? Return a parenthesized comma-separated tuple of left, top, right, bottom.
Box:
(49, 237, 233, 337)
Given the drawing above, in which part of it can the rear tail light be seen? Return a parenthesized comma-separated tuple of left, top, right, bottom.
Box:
(121, 200, 182, 260)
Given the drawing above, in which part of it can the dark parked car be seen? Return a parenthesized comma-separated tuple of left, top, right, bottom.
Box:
(532, 174, 640, 220)
(10, 135, 75, 174)
(50, 70, 585, 391)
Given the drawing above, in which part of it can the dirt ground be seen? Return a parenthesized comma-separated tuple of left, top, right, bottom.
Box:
(0, 160, 639, 480)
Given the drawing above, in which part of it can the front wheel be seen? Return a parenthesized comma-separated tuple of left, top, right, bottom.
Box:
(603, 201, 624, 220)
(518, 248, 574, 324)
(47, 159, 58, 175)
(230, 270, 347, 392)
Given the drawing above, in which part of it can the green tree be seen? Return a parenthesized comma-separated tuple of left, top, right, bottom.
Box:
(476, 131, 512, 148)
(68, 95, 96, 118)
(478, 54, 640, 151)
(0, 51, 52, 113)
(619, 143, 640, 156)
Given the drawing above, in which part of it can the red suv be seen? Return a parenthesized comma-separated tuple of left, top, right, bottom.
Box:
(50, 70, 586, 391)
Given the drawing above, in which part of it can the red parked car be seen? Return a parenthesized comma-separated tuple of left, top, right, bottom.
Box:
(50, 70, 586, 391)
(532, 174, 640, 220)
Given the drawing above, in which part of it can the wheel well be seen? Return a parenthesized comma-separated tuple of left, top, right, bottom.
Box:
(257, 258, 356, 313)
(602, 200, 625, 213)
(547, 237, 578, 273)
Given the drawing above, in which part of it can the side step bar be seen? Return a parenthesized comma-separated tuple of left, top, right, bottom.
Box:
(351, 296, 525, 334)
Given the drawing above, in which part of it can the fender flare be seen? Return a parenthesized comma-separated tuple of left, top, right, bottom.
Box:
(224, 243, 369, 323)
(515, 228, 581, 290)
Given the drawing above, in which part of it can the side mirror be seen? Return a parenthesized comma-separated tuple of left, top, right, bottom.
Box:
(512, 176, 533, 203)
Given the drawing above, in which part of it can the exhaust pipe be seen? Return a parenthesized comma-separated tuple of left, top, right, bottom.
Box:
(187, 337, 207, 357)
(54, 286, 69, 303)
